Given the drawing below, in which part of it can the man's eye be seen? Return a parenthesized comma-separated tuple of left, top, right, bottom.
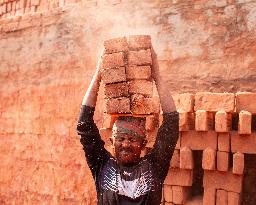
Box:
(130, 138, 138, 142)
(116, 137, 124, 142)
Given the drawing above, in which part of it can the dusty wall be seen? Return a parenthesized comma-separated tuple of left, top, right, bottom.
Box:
(0, 0, 256, 204)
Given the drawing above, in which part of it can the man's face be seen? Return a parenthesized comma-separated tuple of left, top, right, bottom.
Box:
(111, 133, 146, 166)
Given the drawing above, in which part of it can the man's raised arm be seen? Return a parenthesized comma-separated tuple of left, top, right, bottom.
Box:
(147, 49, 179, 180)
(76, 51, 109, 179)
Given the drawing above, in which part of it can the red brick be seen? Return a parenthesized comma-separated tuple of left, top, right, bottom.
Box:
(202, 147, 216, 170)
(31, 0, 40, 6)
(102, 114, 117, 129)
(104, 82, 129, 98)
(187, 112, 195, 130)
(170, 149, 180, 168)
(231, 132, 256, 154)
(172, 186, 189, 204)
(128, 49, 152, 66)
(236, 92, 256, 114)
(218, 133, 230, 152)
(126, 65, 151, 80)
(195, 92, 235, 112)
(163, 185, 173, 202)
(146, 129, 157, 148)
(195, 110, 214, 131)
(15, 1, 20, 9)
(195, 110, 207, 131)
(215, 111, 232, 132)
(152, 96, 160, 114)
(203, 188, 216, 205)
(203, 170, 243, 193)
(216, 189, 228, 205)
(217, 151, 229, 172)
(104, 37, 128, 54)
(145, 115, 154, 131)
(228, 192, 241, 205)
(37, 0, 48, 11)
(238, 111, 252, 134)
(181, 131, 217, 150)
(101, 67, 126, 84)
(3, 3, 6, 13)
(102, 52, 125, 69)
(164, 168, 193, 186)
(128, 35, 151, 50)
(7, 2, 11, 12)
(129, 80, 153, 97)
(105, 97, 130, 114)
(145, 114, 159, 131)
(175, 134, 181, 149)
(130, 94, 154, 115)
(179, 112, 189, 131)
(11, 1, 16, 14)
(232, 152, 244, 175)
(173, 93, 195, 112)
(180, 146, 193, 169)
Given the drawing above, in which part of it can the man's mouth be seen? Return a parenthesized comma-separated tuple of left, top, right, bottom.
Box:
(120, 149, 133, 155)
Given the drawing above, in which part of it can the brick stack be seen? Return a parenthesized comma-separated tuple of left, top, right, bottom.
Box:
(161, 92, 256, 205)
(102, 35, 156, 115)
(163, 93, 195, 205)
(100, 35, 160, 152)
(0, 0, 41, 18)
(0, 0, 83, 19)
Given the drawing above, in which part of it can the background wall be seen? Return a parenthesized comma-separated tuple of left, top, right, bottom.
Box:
(0, 0, 256, 204)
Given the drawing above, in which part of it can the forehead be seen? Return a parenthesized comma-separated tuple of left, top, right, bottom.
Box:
(112, 132, 144, 142)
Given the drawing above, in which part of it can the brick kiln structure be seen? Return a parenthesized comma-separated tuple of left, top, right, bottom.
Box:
(1, 0, 256, 204)
(101, 90, 256, 205)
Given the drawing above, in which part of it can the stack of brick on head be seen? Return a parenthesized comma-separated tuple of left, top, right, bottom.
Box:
(100, 35, 161, 152)
(102, 35, 158, 115)
(77, 35, 178, 205)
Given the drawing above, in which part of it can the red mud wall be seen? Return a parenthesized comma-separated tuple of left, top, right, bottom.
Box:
(0, 0, 256, 204)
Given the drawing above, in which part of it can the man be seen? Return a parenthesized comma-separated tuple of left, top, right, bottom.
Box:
(77, 49, 179, 205)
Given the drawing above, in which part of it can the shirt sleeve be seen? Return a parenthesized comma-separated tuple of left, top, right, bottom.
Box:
(146, 111, 179, 181)
(77, 105, 110, 180)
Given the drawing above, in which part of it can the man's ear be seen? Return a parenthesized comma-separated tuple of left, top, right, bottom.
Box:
(142, 139, 147, 149)
(109, 137, 114, 148)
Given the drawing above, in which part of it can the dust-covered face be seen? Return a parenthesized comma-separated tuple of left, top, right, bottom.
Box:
(111, 118, 147, 166)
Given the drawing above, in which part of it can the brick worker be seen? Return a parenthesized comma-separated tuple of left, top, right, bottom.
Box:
(77, 50, 179, 205)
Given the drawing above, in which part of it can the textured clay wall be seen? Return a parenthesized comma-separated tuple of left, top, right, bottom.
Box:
(0, 0, 256, 204)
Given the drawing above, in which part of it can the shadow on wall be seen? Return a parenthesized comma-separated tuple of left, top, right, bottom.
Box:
(242, 154, 256, 205)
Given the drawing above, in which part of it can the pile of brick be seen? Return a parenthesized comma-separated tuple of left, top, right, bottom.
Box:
(163, 92, 256, 205)
(101, 35, 159, 115)
(0, 0, 79, 18)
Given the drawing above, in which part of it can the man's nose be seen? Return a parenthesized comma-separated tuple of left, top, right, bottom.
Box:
(121, 139, 131, 147)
